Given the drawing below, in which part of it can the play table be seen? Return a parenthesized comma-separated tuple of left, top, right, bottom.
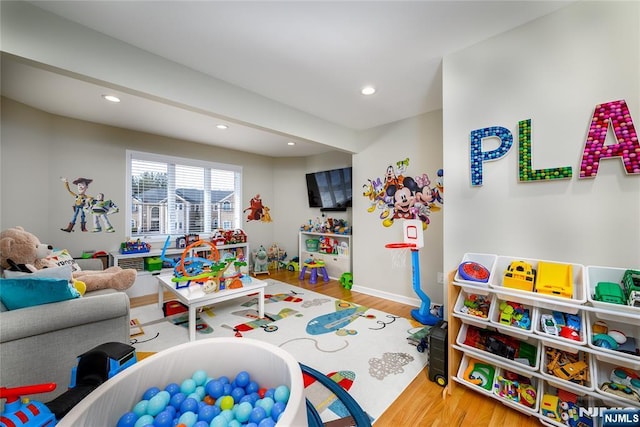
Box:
(156, 274, 267, 341)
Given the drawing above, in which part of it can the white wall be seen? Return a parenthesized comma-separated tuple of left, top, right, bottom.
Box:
(443, 1, 640, 301)
(352, 111, 444, 306)
(0, 98, 276, 256)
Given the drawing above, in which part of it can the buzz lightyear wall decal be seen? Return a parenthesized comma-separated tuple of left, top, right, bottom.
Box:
(362, 158, 444, 229)
(60, 177, 120, 233)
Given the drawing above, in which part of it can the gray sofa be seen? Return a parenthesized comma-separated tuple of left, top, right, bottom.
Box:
(0, 258, 131, 403)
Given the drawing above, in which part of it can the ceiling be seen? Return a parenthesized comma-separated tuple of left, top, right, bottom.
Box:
(1, 1, 572, 157)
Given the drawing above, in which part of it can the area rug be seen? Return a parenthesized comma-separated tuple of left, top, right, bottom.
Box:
(129, 278, 428, 424)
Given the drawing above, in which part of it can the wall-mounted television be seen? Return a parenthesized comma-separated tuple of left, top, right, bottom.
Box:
(305, 167, 352, 211)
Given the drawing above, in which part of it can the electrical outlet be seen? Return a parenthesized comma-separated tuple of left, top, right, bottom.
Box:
(437, 272, 444, 284)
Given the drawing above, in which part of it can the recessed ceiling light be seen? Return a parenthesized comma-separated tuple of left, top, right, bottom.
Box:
(361, 86, 376, 96)
(287, 141, 296, 146)
(216, 124, 228, 130)
(102, 94, 121, 103)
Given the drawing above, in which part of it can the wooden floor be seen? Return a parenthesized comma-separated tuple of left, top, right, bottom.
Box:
(130, 269, 542, 427)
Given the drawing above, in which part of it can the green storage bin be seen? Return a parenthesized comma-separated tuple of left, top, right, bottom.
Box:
(306, 239, 319, 252)
(144, 256, 163, 272)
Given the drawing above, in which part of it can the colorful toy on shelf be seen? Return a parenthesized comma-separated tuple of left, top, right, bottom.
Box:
(460, 294, 491, 319)
(267, 243, 287, 270)
(545, 348, 589, 385)
(611, 367, 640, 395)
(493, 371, 536, 406)
(594, 281, 626, 305)
(540, 314, 559, 335)
(503, 260, 536, 291)
(463, 358, 495, 390)
(535, 261, 573, 298)
(119, 239, 151, 254)
(541, 394, 561, 420)
(498, 301, 531, 330)
(458, 261, 490, 283)
(622, 269, 640, 307)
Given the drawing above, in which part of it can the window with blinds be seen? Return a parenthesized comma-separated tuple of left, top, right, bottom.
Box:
(127, 150, 242, 238)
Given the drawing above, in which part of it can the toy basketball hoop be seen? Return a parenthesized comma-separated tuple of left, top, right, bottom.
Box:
(384, 219, 441, 326)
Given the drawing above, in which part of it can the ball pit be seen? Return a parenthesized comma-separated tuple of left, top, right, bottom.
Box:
(57, 338, 306, 427)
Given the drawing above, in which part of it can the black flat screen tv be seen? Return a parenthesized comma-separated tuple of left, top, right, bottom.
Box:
(305, 167, 352, 211)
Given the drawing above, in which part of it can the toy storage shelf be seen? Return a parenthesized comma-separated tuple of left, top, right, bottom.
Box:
(447, 256, 640, 426)
(299, 231, 351, 280)
(110, 242, 250, 298)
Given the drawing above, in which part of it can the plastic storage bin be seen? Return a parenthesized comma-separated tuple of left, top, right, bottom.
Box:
(586, 312, 640, 366)
(538, 381, 595, 427)
(489, 256, 586, 313)
(453, 288, 494, 325)
(456, 323, 541, 371)
(454, 253, 498, 288)
(492, 366, 541, 415)
(58, 338, 307, 426)
(592, 353, 640, 406)
(489, 298, 535, 337)
(305, 239, 319, 252)
(456, 354, 497, 394)
(540, 345, 595, 394)
(586, 265, 640, 320)
(533, 308, 587, 349)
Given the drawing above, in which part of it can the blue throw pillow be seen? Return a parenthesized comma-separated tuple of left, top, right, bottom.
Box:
(0, 277, 79, 310)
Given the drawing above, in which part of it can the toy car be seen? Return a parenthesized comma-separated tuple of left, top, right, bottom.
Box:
(541, 314, 559, 335)
(552, 361, 589, 382)
(600, 382, 640, 402)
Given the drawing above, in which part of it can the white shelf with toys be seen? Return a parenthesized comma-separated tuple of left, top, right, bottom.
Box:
(447, 254, 640, 427)
(298, 231, 351, 280)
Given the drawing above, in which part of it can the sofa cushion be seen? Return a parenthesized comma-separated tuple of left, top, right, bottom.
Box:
(0, 276, 79, 310)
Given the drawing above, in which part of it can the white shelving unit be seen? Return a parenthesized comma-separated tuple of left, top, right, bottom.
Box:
(447, 254, 640, 426)
(298, 231, 351, 280)
(110, 242, 250, 298)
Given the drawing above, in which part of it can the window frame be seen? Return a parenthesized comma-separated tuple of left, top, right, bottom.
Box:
(126, 150, 243, 242)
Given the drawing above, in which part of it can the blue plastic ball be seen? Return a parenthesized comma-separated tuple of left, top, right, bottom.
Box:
(142, 386, 161, 401)
(194, 386, 205, 400)
(222, 383, 232, 396)
(192, 370, 208, 386)
(178, 410, 197, 427)
(258, 418, 276, 427)
(181, 378, 197, 395)
(270, 401, 286, 422)
(169, 392, 186, 410)
(147, 393, 168, 416)
(263, 388, 274, 400)
(197, 404, 218, 423)
(193, 422, 209, 427)
(273, 385, 290, 403)
(132, 400, 149, 417)
(218, 376, 230, 385)
(235, 401, 253, 423)
(245, 381, 259, 394)
(228, 420, 242, 427)
(180, 397, 199, 414)
(116, 411, 138, 427)
(133, 414, 154, 427)
(249, 406, 267, 424)
(205, 379, 224, 399)
(230, 387, 245, 403)
(257, 397, 274, 417)
(210, 414, 227, 427)
(234, 371, 250, 388)
(164, 383, 180, 396)
(152, 410, 173, 427)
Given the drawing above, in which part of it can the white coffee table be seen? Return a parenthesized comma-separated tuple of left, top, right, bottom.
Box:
(156, 274, 267, 341)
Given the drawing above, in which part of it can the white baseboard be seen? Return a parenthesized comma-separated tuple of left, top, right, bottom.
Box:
(351, 284, 421, 308)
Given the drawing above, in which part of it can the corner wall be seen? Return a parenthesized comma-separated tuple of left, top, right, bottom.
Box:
(352, 111, 444, 305)
(442, 1, 640, 300)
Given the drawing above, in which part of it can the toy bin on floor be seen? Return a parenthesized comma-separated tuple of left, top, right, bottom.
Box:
(57, 338, 307, 426)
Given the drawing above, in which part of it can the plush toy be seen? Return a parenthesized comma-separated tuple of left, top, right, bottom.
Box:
(0, 226, 136, 292)
(253, 245, 269, 274)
